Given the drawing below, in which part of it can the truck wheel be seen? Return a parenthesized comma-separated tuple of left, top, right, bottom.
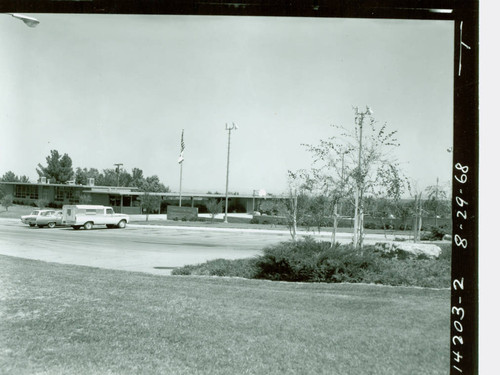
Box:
(117, 220, 127, 229)
(83, 222, 93, 230)
(47, 222, 56, 229)
(72, 226, 81, 230)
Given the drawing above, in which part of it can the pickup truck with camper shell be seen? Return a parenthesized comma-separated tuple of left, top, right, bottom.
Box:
(62, 205, 129, 230)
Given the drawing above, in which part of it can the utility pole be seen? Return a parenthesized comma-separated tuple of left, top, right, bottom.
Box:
(224, 123, 238, 223)
(114, 163, 123, 187)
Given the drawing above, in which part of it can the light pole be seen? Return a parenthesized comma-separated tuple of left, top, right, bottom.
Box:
(224, 123, 238, 223)
(8, 13, 40, 28)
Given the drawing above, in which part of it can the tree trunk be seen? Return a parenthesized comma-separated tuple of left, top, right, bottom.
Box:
(330, 202, 338, 248)
(291, 195, 297, 241)
(413, 195, 418, 243)
(381, 217, 387, 239)
(359, 206, 364, 249)
(353, 186, 359, 247)
(413, 193, 422, 242)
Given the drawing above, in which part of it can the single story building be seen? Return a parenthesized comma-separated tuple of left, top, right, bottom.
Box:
(0, 180, 269, 215)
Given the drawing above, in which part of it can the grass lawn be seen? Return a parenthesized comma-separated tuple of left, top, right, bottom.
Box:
(0, 205, 34, 219)
(1, 255, 450, 374)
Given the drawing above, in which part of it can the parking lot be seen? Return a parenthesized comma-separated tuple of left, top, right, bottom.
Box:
(0, 216, 395, 275)
(0, 219, 291, 275)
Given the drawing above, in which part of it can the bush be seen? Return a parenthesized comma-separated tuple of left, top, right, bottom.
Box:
(1, 194, 14, 211)
(421, 226, 449, 241)
(254, 237, 378, 283)
(175, 238, 451, 288)
(173, 258, 259, 279)
(364, 222, 377, 229)
(35, 198, 49, 209)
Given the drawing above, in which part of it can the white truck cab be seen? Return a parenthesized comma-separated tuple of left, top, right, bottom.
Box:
(62, 205, 129, 230)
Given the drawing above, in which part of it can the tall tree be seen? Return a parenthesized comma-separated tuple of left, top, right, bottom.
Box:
(206, 198, 223, 223)
(96, 169, 119, 186)
(74, 167, 101, 185)
(130, 168, 145, 187)
(424, 177, 449, 226)
(276, 170, 310, 241)
(1, 171, 29, 183)
(139, 192, 161, 221)
(394, 200, 413, 231)
(303, 107, 406, 248)
(36, 150, 74, 183)
(140, 175, 170, 193)
(1, 171, 19, 182)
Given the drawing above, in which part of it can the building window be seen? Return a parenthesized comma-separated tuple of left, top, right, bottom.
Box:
(123, 196, 131, 207)
(55, 187, 80, 203)
(109, 195, 120, 206)
(15, 185, 39, 200)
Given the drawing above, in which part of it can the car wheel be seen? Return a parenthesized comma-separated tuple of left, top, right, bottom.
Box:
(72, 226, 81, 230)
(117, 220, 126, 229)
(83, 222, 93, 230)
(47, 222, 56, 229)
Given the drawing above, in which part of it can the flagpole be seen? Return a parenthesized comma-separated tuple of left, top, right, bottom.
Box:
(178, 129, 185, 207)
(179, 162, 183, 207)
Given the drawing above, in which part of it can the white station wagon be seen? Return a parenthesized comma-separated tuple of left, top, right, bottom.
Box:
(62, 205, 129, 230)
(21, 209, 62, 228)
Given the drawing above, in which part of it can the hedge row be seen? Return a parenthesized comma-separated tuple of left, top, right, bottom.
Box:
(172, 237, 451, 288)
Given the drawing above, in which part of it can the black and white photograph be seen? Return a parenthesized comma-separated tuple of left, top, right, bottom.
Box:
(0, 2, 479, 374)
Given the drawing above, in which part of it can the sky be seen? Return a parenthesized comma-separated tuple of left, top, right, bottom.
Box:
(0, 14, 453, 196)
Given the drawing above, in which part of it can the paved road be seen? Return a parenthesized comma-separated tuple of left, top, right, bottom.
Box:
(0, 219, 296, 275)
(0, 219, 395, 275)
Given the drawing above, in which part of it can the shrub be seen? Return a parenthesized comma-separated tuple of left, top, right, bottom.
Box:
(1, 194, 14, 211)
(174, 238, 451, 288)
(420, 226, 449, 241)
(173, 258, 259, 279)
(249, 218, 260, 224)
(254, 238, 378, 283)
(35, 198, 49, 209)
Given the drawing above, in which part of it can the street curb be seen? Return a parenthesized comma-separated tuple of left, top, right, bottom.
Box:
(0, 217, 396, 241)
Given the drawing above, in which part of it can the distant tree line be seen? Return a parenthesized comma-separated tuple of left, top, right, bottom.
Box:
(0, 171, 30, 183)
(0, 150, 170, 193)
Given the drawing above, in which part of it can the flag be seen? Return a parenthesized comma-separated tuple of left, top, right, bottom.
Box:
(178, 129, 185, 164)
